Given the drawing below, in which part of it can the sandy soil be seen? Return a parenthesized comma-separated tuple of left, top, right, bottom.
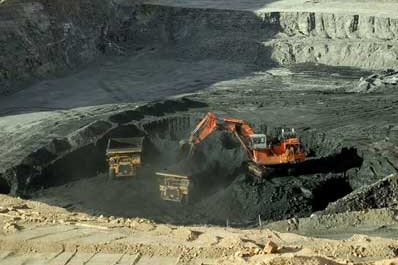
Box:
(1, 194, 398, 265)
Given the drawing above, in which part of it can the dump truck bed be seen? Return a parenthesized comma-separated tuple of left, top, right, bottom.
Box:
(106, 137, 144, 154)
(106, 137, 145, 178)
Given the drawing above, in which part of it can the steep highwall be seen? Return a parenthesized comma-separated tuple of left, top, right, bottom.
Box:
(128, 6, 398, 69)
(1, 1, 398, 94)
(0, 0, 131, 95)
(268, 12, 398, 69)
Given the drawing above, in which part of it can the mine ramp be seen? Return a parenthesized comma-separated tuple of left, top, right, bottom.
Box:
(106, 137, 144, 178)
(156, 170, 191, 203)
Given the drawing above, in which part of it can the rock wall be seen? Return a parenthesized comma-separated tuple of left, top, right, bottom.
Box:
(0, 0, 122, 95)
(2, 1, 398, 94)
(130, 6, 398, 69)
(323, 173, 398, 214)
(269, 12, 398, 69)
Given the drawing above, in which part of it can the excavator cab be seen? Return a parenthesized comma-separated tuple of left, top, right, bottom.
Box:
(249, 134, 267, 149)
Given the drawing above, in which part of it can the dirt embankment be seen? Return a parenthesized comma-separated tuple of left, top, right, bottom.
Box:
(0, 98, 206, 195)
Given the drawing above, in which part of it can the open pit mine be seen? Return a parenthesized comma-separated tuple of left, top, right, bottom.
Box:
(0, 0, 398, 264)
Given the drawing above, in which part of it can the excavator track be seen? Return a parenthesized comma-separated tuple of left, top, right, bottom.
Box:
(245, 162, 299, 183)
(245, 162, 275, 183)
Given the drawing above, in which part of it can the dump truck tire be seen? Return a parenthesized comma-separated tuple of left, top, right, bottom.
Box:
(108, 168, 116, 180)
(181, 195, 189, 205)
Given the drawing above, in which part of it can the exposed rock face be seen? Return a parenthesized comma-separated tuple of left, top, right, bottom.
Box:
(348, 69, 398, 93)
(323, 174, 398, 214)
(0, 0, 118, 94)
(269, 13, 398, 69)
(2, 1, 398, 94)
(124, 6, 398, 69)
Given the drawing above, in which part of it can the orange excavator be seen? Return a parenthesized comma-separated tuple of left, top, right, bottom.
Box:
(156, 112, 307, 202)
(186, 112, 306, 179)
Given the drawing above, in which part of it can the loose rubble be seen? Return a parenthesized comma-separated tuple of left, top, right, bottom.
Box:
(349, 70, 398, 93)
(323, 174, 398, 214)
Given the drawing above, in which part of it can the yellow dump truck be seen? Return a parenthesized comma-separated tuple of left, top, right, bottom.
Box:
(106, 137, 144, 178)
(156, 171, 191, 203)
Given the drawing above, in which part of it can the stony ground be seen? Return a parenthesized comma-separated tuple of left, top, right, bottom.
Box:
(1, 194, 398, 265)
(1, 59, 397, 222)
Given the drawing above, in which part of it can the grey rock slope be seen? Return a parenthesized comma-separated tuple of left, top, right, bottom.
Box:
(2, 0, 398, 94)
(324, 174, 398, 214)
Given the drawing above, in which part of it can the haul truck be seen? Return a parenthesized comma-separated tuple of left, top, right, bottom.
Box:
(106, 137, 144, 178)
(157, 171, 191, 203)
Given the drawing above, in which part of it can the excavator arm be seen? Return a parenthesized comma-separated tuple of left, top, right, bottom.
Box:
(157, 112, 221, 202)
(187, 112, 257, 159)
(189, 112, 256, 146)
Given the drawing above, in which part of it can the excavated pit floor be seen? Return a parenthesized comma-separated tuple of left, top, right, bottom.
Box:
(1, 59, 397, 227)
(19, 110, 363, 227)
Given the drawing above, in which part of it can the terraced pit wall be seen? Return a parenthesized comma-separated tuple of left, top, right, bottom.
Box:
(1, 0, 398, 94)
(131, 6, 398, 68)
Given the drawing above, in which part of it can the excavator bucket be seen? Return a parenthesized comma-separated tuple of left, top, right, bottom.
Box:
(156, 171, 191, 203)
(179, 139, 190, 152)
(179, 139, 195, 157)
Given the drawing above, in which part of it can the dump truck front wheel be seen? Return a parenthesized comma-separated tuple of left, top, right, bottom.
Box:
(181, 195, 189, 205)
(108, 168, 116, 180)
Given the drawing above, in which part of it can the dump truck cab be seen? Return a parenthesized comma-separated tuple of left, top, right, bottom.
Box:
(106, 137, 144, 178)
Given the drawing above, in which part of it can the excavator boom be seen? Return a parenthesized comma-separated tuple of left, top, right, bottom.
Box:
(189, 112, 218, 145)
